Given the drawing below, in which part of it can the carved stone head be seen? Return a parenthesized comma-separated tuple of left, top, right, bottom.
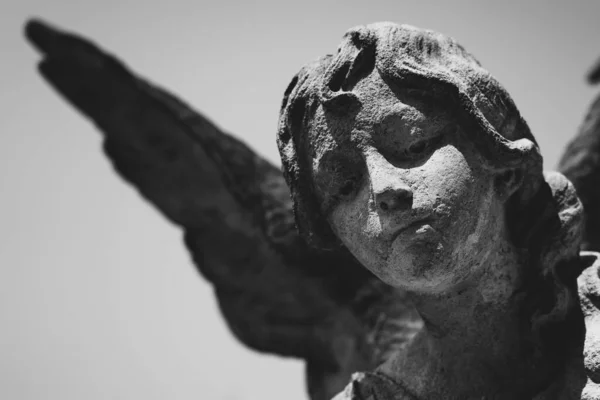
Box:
(277, 22, 580, 295)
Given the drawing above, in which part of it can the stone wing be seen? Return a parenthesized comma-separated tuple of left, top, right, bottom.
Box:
(559, 62, 600, 251)
(25, 19, 421, 399)
(25, 18, 337, 356)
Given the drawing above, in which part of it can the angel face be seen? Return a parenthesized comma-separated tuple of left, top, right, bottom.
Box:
(310, 74, 508, 294)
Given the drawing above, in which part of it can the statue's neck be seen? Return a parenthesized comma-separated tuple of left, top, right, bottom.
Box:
(378, 240, 584, 399)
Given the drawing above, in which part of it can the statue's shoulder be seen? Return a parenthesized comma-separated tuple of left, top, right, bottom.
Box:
(579, 251, 600, 399)
(331, 372, 417, 400)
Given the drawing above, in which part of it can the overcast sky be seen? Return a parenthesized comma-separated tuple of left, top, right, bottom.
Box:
(3, 1, 600, 399)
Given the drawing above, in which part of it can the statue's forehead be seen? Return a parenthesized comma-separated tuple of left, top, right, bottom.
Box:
(308, 94, 452, 158)
(305, 69, 457, 163)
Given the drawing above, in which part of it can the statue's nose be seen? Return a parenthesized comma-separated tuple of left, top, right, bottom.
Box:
(375, 184, 413, 212)
(366, 153, 413, 212)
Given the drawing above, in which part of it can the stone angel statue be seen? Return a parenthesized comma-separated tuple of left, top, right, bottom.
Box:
(24, 19, 600, 399)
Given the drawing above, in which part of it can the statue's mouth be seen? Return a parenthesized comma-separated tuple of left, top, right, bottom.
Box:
(390, 217, 434, 242)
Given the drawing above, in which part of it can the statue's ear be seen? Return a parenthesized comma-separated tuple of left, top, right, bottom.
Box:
(494, 167, 524, 200)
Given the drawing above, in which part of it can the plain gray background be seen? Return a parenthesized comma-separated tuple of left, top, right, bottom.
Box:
(3, 1, 600, 399)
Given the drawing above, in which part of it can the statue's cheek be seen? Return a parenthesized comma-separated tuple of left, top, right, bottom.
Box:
(409, 146, 488, 253)
(411, 146, 474, 214)
(329, 189, 390, 270)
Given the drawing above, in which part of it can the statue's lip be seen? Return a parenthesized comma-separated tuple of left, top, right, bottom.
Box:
(391, 217, 434, 240)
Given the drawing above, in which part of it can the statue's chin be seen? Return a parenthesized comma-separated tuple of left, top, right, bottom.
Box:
(382, 237, 459, 293)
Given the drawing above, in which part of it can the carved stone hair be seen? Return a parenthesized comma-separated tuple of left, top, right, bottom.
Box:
(277, 22, 584, 355)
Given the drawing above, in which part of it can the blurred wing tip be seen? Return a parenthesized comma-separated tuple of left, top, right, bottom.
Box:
(24, 18, 62, 55)
(587, 56, 600, 85)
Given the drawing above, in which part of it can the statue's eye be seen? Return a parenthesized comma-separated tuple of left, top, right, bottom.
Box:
(408, 141, 428, 155)
(339, 178, 357, 197)
(404, 136, 441, 158)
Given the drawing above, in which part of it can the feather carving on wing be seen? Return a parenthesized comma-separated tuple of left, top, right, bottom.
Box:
(24, 20, 422, 400)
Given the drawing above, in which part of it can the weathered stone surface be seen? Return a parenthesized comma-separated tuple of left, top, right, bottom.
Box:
(560, 62, 600, 251)
(25, 18, 600, 400)
(277, 22, 600, 399)
(579, 253, 600, 383)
